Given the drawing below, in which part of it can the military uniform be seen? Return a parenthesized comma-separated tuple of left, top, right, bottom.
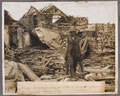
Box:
(65, 31, 82, 76)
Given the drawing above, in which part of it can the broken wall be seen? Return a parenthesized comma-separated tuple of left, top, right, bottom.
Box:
(4, 10, 16, 25)
(19, 15, 35, 30)
(86, 24, 115, 54)
(24, 32, 31, 47)
(95, 24, 115, 53)
(4, 10, 17, 48)
(4, 25, 10, 47)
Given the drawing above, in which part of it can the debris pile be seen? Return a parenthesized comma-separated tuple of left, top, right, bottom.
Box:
(95, 24, 115, 53)
(4, 4, 116, 93)
(4, 24, 116, 93)
(14, 47, 65, 77)
(82, 52, 115, 92)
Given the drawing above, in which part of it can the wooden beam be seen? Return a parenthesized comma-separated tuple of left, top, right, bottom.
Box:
(19, 63, 41, 81)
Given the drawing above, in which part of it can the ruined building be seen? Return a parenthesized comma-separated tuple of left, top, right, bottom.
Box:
(4, 4, 115, 54)
(4, 10, 17, 48)
(19, 4, 88, 31)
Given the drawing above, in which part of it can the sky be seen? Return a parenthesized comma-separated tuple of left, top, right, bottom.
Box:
(2, 1, 117, 24)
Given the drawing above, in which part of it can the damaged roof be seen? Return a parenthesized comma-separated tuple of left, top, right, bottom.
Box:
(20, 4, 68, 20)
(39, 4, 67, 17)
(4, 10, 17, 25)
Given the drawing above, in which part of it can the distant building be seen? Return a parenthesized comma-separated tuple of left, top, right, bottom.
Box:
(19, 4, 88, 31)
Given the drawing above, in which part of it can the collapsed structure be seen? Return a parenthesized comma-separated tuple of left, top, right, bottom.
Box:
(4, 10, 17, 48)
(4, 4, 115, 52)
(19, 4, 88, 31)
(4, 4, 89, 49)
(4, 4, 115, 93)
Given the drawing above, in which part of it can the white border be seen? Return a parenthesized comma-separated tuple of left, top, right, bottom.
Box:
(115, 1, 118, 94)
(2, 2, 5, 95)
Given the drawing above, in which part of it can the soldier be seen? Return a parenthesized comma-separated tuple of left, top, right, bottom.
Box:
(65, 30, 83, 77)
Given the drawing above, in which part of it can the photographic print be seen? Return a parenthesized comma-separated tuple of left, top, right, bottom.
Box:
(2, 1, 118, 95)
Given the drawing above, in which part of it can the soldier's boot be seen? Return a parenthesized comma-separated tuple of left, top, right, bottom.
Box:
(73, 59, 77, 73)
(79, 63, 84, 79)
(70, 63, 74, 77)
(65, 61, 69, 75)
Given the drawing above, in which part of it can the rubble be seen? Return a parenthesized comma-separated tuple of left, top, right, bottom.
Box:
(19, 63, 41, 81)
(4, 25, 115, 91)
(84, 65, 114, 73)
(32, 27, 61, 49)
(4, 4, 116, 93)
(5, 80, 17, 93)
(4, 60, 24, 81)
